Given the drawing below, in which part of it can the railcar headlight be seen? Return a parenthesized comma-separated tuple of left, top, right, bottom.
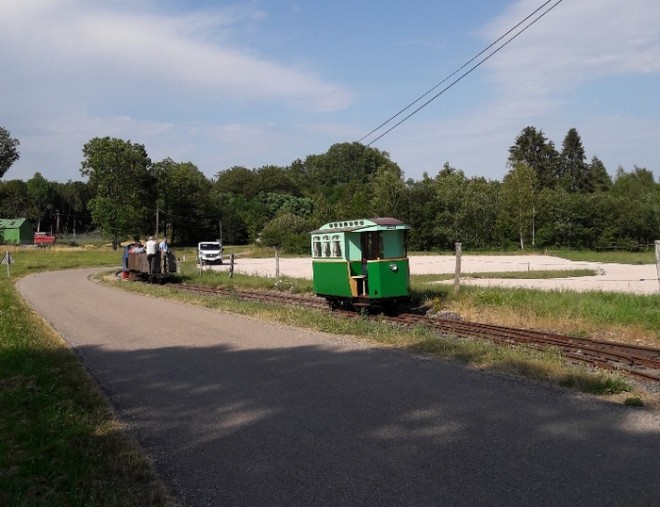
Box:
(390, 263, 398, 272)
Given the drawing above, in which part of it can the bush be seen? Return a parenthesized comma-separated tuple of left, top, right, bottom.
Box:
(259, 213, 311, 255)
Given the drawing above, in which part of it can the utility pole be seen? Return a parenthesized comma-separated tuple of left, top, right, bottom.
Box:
(155, 204, 159, 238)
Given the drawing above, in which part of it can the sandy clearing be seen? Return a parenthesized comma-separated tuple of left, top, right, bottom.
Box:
(203, 254, 660, 295)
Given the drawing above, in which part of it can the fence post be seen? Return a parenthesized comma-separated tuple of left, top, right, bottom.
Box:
(275, 248, 280, 278)
(655, 240, 659, 293)
(454, 242, 462, 294)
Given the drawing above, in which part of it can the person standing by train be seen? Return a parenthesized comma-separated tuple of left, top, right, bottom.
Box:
(159, 238, 169, 273)
(146, 236, 157, 274)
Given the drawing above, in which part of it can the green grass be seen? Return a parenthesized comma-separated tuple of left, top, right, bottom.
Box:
(0, 246, 175, 507)
(546, 248, 656, 264)
(411, 269, 598, 283)
(454, 286, 660, 334)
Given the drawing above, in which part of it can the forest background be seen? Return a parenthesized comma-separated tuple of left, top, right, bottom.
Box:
(0, 125, 658, 254)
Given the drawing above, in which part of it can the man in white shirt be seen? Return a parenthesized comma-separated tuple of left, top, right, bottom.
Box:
(146, 236, 157, 273)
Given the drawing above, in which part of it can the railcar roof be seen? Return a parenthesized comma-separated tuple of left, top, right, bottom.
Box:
(310, 217, 410, 234)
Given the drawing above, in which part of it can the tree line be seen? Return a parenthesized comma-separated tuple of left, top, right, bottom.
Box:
(0, 126, 658, 253)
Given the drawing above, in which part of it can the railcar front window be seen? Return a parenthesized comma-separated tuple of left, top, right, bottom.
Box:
(361, 232, 383, 260)
(331, 235, 342, 257)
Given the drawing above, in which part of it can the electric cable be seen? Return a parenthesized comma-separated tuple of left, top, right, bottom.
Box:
(360, 0, 564, 146)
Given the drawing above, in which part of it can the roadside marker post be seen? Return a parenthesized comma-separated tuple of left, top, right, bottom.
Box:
(1, 251, 15, 277)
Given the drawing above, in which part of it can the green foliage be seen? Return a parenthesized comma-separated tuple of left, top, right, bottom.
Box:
(624, 397, 644, 407)
(4, 129, 659, 253)
(259, 213, 311, 254)
(371, 165, 406, 217)
(0, 253, 173, 506)
(81, 137, 154, 248)
(0, 126, 20, 179)
(508, 126, 558, 190)
(0, 179, 28, 218)
(153, 158, 213, 244)
(497, 162, 536, 249)
(558, 128, 589, 192)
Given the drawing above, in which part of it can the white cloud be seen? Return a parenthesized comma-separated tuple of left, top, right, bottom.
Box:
(482, 0, 660, 98)
(0, 0, 353, 112)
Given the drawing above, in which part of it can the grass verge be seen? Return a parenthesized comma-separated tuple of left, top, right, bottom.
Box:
(0, 246, 176, 507)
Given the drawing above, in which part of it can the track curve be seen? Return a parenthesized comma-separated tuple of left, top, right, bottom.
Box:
(176, 283, 660, 383)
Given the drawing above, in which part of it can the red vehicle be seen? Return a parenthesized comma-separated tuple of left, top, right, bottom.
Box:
(34, 232, 56, 246)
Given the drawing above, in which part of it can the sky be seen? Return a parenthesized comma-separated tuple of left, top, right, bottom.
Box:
(1, 0, 659, 183)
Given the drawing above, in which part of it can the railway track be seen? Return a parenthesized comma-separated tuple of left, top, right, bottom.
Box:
(176, 283, 660, 383)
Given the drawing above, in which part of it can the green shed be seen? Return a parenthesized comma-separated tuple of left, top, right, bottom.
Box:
(0, 218, 33, 245)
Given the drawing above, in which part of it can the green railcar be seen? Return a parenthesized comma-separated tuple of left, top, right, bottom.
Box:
(310, 217, 410, 311)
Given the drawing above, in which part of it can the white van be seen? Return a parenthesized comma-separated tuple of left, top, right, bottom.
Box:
(197, 241, 223, 265)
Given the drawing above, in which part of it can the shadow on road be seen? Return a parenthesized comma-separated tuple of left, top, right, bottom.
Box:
(71, 340, 660, 506)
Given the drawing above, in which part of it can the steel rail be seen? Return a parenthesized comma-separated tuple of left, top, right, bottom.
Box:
(173, 284, 660, 383)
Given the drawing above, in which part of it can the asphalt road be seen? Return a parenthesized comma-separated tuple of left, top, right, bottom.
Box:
(17, 269, 660, 506)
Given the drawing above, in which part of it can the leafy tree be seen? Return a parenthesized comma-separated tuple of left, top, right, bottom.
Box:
(536, 190, 599, 248)
(432, 163, 467, 249)
(52, 180, 94, 235)
(259, 212, 311, 254)
(297, 142, 399, 219)
(0, 126, 20, 178)
(257, 192, 313, 218)
(80, 137, 153, 249)
(403, 173, 442, 251)
(497, 162, 537, 249)
(255, 165, 299, 195)
(611, 165, 655, 196)
(508, 126, 558, 190)
(209, 190, 250, 245)
(214, 166, 258, 198)
(26, 172, 54, 232)
(586, 156, 612, 192)
(608, 166, 659, 248)
(0, 179, 29, 218)
(459, 177, 500, 250)
(303, 142, 389, 188)
(371, 165, 406, 218)
(153, 158, 213, 245)
(558, 128, 589, 192)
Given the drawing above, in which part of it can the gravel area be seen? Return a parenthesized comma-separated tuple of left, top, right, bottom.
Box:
(208, 254, 660, 295)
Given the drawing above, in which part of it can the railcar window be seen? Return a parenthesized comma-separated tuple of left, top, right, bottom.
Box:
(312, 237, 321, 258)
(322, 235, 331, 257)
(331, 235, 342, 257)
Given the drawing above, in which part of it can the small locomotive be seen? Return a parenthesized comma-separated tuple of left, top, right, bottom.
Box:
(121, 241, 177, 283)
(311, 217, 410, 312)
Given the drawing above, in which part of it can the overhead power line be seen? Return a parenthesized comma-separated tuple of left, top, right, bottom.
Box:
(359, 0, 564, 147)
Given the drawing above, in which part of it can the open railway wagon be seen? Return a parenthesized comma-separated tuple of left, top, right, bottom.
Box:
(122, 244, 177, 283)
(310, 217, 411, 312)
